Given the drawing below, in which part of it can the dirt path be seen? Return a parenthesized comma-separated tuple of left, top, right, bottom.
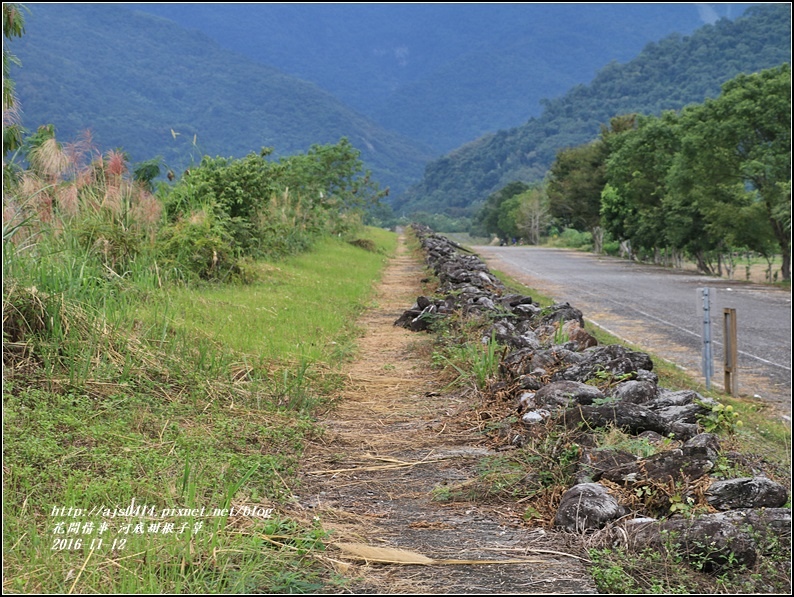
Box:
(293, 235, 596, 594)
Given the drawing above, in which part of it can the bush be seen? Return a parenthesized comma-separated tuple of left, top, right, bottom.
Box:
(548, 228, 593, 249)
(157, 205, 239, 281)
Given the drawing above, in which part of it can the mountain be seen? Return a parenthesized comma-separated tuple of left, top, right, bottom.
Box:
(11, 3, 433, 196)
(394, 3, 792, 217)
(126, 3, 756, 155)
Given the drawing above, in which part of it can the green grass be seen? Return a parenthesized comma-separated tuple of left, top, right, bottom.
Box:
(149, 233, 395, 364)
(3, 226, 397, 593)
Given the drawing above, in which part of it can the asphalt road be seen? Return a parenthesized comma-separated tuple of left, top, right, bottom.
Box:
(474, 245, 792, 417)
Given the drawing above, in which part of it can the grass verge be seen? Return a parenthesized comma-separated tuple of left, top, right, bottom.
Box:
(3, 227, 397, 593)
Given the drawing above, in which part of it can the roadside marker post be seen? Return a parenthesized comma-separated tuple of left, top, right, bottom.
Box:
(723, 308, 738, 395)
(700, 288, 714, 390)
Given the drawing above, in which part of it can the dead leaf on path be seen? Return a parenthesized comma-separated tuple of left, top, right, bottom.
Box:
(407, 520, 453, 529)
(335, 542, 545, 566)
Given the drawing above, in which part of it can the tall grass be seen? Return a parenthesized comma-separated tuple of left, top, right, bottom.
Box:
(3, 130, 398, 592)
(3, 228, 396, 592)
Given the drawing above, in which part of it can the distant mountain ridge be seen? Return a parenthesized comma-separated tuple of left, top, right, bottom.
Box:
(12, 3, 433, 196)
(127, 3, 756, 154)
(394, 3, 792, 217)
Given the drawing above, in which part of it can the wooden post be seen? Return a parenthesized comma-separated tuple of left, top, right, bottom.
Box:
(723, 308, 738, 395)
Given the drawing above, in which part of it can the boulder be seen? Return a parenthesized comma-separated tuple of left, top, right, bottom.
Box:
(562, 403, 668, 436)
(621, 513, 759, 571)
(706, 477, 789, 510)
(534, 380, 605, 409)
(610, 380, 658, 404)
(600, 447, 715, 485)
(682, 433, 721, 462)
(554, 345, 653, 383)
(554, 483, 627, 532)
(573, 448, 638, 484)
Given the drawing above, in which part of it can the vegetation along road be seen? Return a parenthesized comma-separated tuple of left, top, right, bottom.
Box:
(475, 246, 792, 417)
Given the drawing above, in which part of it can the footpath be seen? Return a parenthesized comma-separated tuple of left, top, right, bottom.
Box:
(294, 234, 597, 593)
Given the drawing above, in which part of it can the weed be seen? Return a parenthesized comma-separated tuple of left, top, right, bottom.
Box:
(553, 320, 570, 345)
(586, 365, 635, 389)
(696, 401, 743, 435)
(433, 331, 503, 391)
(596, 427, 670, 458)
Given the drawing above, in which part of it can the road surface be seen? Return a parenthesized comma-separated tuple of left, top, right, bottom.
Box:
(475, 245, 792, 417)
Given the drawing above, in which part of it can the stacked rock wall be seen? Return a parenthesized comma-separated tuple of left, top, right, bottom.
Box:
(397, 224, 789, 571)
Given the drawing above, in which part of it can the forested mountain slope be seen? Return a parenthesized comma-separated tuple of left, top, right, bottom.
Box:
(394, 3, 791, 217)
(12, 3, 433, 195)
(128, 3, 753, 154)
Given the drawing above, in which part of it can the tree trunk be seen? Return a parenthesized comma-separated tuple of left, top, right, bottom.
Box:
(695, 251, 713, 275)
(591, 226, 604, 254)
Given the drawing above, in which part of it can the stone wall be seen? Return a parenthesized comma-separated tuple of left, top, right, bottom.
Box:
(397, 225, 789, 572)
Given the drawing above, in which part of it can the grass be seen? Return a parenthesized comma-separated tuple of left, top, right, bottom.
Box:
(147, 233, 396, 364)
(3, 226, 397, 593)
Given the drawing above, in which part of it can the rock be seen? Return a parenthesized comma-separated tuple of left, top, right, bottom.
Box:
(554, 483, 627, 532)
(521, 409, 551, 425)
(647, 389, 715, 409)
(497, 293, 535, 309)
(637, 430, 666, 444)
(517, 391, 536, 411)
(610, 380, 658, 404)
(514, 303, 541, 317)
(720, 508, 792, 550)
(538, 303, 585, 328)
(601, 447, 714, 485)
(574, 448, 638, 484)
(534, 381, 605, 409)
(501, 348, 582, 378)
(682, 433, 721, 462)
(561, 403, 668, 436)
(561, 320, 598, 351)
(416, 295, 432, 309)
(706, 477, 789, 510)
(634, 369, 659, 384)
(554, 345, 653, 383)
(621, 513, 759, 571)
(665, 421, 700, 441)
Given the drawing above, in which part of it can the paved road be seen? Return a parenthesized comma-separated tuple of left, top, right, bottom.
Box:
(475, 246, 792, 416)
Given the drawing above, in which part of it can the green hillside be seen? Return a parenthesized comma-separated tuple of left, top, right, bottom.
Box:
(130, 3, 754, 155)
(11, 4, 433, 196)
(394, 3, 791, 217)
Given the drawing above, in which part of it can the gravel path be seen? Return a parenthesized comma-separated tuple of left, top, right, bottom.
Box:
(475, 245, 791, 417)
(295, 236, 597, 594)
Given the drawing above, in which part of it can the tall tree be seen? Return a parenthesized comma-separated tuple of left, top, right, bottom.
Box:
(471, 181, 529, 240)
(547, 114, 635, 252)
(602, 111, 682, 257)
(514, 185, 550, 245)
(669, 64, 791, 280)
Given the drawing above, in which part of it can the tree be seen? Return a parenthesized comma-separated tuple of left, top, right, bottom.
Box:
(547, 140, 606, 233)
(3, 3, 27, 156)
(669, 65, 791, 280)
(602, 112, 682, 258)
(470, 181, 529, 240)
(546, 114, 635, 252)
(514, 186, 550, 245)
